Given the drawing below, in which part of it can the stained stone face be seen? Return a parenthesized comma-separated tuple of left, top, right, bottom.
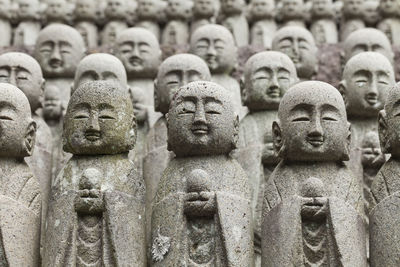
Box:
(34, 24, 86, 78)
(272, 26, 318, 80)
(340, 52, 395, 118)
(167, 81, 238, 157)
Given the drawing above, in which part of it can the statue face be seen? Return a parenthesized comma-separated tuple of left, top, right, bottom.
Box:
(312, 0, 334, 16)
(137, 0, 159, 18)
(0, 53, 44, 113)
(193, 0, 215, 17)
(166, 0, 189, 19)
(281, 0, 304, 19)
(105, 0, 126, 19)
(130, 87, 147, 124)
(362, 1, 379, 25)
(43, 86, 63, 121)
(63, 81, 135, 155)
(361, 131, 382, 167)
(380, 0, 400, 17)
(221, 0, 245, 14)
(115, 28, 161, 78)
(167, 81, 238, 157)
(276, 81, 350, 162)
(341, 52, 395, 118)
(155, 54, 211, 114)
(191, 25, 237, 74)
(250, 0, 274, 18)
(75, 0, 97, 20)
(343, 0, 363, 17)
(46, 0, 67, 19)
(243, 52, 297, 111)
(17, 0, 39, 19)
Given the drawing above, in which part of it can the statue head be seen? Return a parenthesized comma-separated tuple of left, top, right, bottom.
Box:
(190, 24, 237, 74)
(155, 53, 211, 115)
(242, 51, 298, 111)
(43, 85, 64, 122)
(34, 24, 86, 78)
(75, 0, 97, 21)
(280, 0, 305, 21)
(272, 26, 318, 80)
(311, 0, 335, 18)
(379, 0, 400, 18)
(220, 0, 245, 16)
(165, 0, 191, 20)
(167, 81, 239, 157)
(193, 0, 216, 18)
(363, 1, 379, 26)
(340, 52, 395, 118)
(17, 0, 40, 20)
(114, 27, 161, 79)
(129, 87, 148, 124)
(342, 0, 364, 18)
(63, 80, 136, 155)
(104, 0, 127, 20)
(342, 28, 394, 65)
(186, 169, 211, 193)
(249, 0, 275, 20)
(361, 131, 382, 167)
(0, 83, 36, 158)
(0, 52, 45, 113)
(273, 81, 351, 162)
(73, 53, 127, 95)
(45, 0, 68, 22)
(137, 0, 160, 20)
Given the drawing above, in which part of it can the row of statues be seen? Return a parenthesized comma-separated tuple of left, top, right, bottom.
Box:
(0, 9, 399, 266)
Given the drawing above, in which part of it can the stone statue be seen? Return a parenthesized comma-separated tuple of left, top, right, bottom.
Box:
(43, 81, 146, 266)
(272, 26, 318, 81)
(114, 27, 162, 125)
(0, 0, 12, 47)
(34, 24, 86, 107)
(0, 52, 53, 234)
(136, 0, 161, 40)
(101, 0, 128, 47)
(261, 81, 366, 266)
(45, 0, 69, 25)
(13, 0, 42, 47)
(220, 0, 249, 46)
(74, 0, 99, 49)
(340, 0, 365, 41)
(279, 0, 307, 28)
(377, 0, 400, 46)
(249, 0, 277, 49)
(191, 0, 217, 35)
(363, 0, 380, 27)
(161, 0, 191, 46)
(237, 51, 298, 266)
(190, 24, 247, 119)
(310, 0, 338, 45)
(342, 28, 394, 67)
(369, 82, 400, 266)
(151, 81, 254, 266)
(0, 83, 41, 267)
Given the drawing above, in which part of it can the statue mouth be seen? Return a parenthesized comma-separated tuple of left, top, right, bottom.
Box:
(85, 130, 101, 141)
(49, 60, 63, 69)
(365, 95, 378, 106)
(267, 88, 281, 98)
(129, 57, 142, 66)
(306, 136, 324, 147)
(191, 125, 209, 135)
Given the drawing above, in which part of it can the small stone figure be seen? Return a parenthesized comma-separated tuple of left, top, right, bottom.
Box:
(0, 0, 12, 47)
(362, 0, 380, 27)
(249, 0, 277, 49)
(272, 26, 318, 81)
(220, 0, 249, 46)
(13, 0, 42, 47)
(136, 0, 162, 40)
(101, 0, 128, 47)
(45, 0, 69, 25)
(151, 81, 253, 266)
(43, 81, 146, 266)
(0, 83, 41, 267)
(279, 0, 307, 28)
(34, 24, 86, 107)
(190, 24, 247, 119)
(74, 0, 99, 49)
(161, 0, 191, 46)
(377, 0, 400, 46)
(340, 0, 365, 41)
(191, 0, 217, 35)
(370, 82, 400, 266)
(310, 0, 338, 45)
(261, 81, 366, 266)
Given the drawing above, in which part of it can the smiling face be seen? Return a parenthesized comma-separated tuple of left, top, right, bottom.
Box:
(341, 52, 395, 118)
(63, 81, 135, 155)
(272, 26, 318, 80)
(275, 81, 350, 162)
(243, 51, 298, 111)
(155, 54, 211, 114)
(190, 24, 237, 74)
(35, 25, 85, 78)
(167, 81, 238, 157)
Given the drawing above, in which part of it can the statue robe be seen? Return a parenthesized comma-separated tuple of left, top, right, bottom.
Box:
(250, 20, 277, 49)
(222, 15, 249, 47)
(151, 155, 254, 267)
(161, 20, 189, 46)
(261, 162, 366, 267)
(43, 153, 146, 266)
(13, 20, 41, 47)
(311, 19, 338, 45)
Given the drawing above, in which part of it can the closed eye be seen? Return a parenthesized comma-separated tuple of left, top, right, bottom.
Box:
(74, 114, 89, 119)
(99, 115, 115, 119)
(292, 117, 309, 122)
(206, 110, 221, 114)
(322, 117, 337, 121)
(0, 115, 12, 120)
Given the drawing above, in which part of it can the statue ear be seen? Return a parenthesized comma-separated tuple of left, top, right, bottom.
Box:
(342, 122, 351, 161)
(378, 110, 390, 154)
(154, 79, 160, 112)
(338, 81, 348, 108)
(240, 77, 247, 106)
(23, 121, 37, 157)
(232, 115, 239, 150)
(272, 121, 283, 156)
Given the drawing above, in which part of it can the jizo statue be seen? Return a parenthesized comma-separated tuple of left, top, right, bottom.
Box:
(150, 81, 254, 266)
(136, 0, 162, 40)
(43, 81, 146, 266)
(261, 81, 366, 266)
(220, 0, 249, 47)
(0, 0, 12, 47)
(45, 0, 69, 25)
(191, 0, 217, 35)
(249, 0, 277, 49)
(13, 0, 42, 47)
(377, 0, 400, 45)
(0, 83, 41, 267)
(340, 0, 365, 41)
(161, 0, 191, 46)
(279, 0, 307, 28)
(310, 0, 338, 45)
(101, 0, 128, 47)
(74, 0, 99, 49)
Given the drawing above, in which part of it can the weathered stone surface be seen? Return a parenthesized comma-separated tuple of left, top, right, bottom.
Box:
(377, 0, 400, 46)
(136, 0, 162, 40)
(340, 0, 365, 41)
(161, 0, 191, 46)
(74, 0, 99, 49)
(279, 0, 307, 28)
(310, 0, 338, 45)
(0, 0, 12, 47)
(191, 0, 217, 35)
(248, 0, 276, 50)
(220, 0, 249, 47)
(45, 0, 70, 25)
(13, 0, 41, 47)
(101, 0, 128, 47)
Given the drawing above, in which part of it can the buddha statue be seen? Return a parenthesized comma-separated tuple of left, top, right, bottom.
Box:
(261, 81, 366, 266)
(0, 0, 12, 47)
(340, 0, 365, 41)
(279, 0, 307, 28)
(136, 0, 162, 40)
(161, 0, 191, 46)
(310, 0, 338, 45)
(377, 0, 400, 46)
(0, 83, 41, 267)
(151, 81, 253, 266)
(191, 0, 217, 35)
(45, 0, 69, 25)
(74, 0, 99, 49)
(34, 24, 86, 107)
(13, 0, 41, 47)
(220, 0, 249, 47)
(249, 0, 277, 49)
(363, 0, 380, 27)
(43, 81, 146, 266)
(101, 0, 128, 47)
(190, 24, 247, 119)
(272, 26, 318, 81)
